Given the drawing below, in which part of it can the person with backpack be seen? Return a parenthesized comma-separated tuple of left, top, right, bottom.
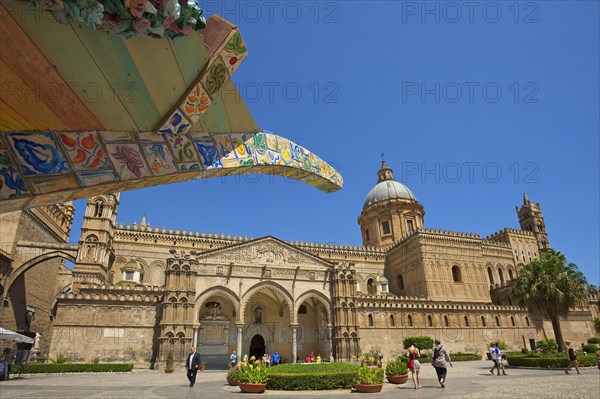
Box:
(431, 339, 452, 388)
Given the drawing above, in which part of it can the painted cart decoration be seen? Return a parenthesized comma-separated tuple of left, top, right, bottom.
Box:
(0, 1, 342, 213)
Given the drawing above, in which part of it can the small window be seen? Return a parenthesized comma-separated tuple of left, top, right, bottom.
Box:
(125, 271, 134, 281)
(495, 316, 500, 327)
(381, 221, 391, 236)
(407, 220, 414, 234)
(444, 315, 449, 327)
(365, 229, 370, 242)
(525, 316, 530, 326)
(407, 315, 413, 327)
(511, 316, 516, 326)
(427, 315, 433, 327)
(498, 269, 505, 285)
(298, 305, 308, 314)
(368, 314, 374, 327)
(452, 266, 462, 283)
(108, 271, 115, 284)
(508, 269, 514, 280)
(481, 316, 487, 327)
(397, 275, 404, 290)
(367, 279, 375, 295)
(487, 267, 494, 285)
(463, 316, 469, 327)
(389, 315, 395, 327)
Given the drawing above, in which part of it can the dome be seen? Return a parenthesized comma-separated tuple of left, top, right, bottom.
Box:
(363, 180, 417, 210)
(362, 160, 417, 210)
(374, 274, 388, 284)
(121, 259, 144, 273)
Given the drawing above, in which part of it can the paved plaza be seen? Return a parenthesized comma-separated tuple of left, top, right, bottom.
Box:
(1, 361, 598, 399)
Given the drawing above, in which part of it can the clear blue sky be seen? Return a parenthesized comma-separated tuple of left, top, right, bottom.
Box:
(69, 1, 599, 284)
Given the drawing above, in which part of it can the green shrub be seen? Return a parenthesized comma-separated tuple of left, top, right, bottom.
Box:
(403, 336, 434, 350)
(266, 363, 358, 390)
(165, 352, 174, 369)
(22, 363, 133, 373)
(587, 337, 600, 344)
(239, 358, 267, 384)
(450, 352, 481, 361)
(50, 354, 69, 364)
(521, 348, 529, 354)
(536, 339, 557, 354)
(227, 367, 240, 380)
(385, 357, 408, 376)
(92, 357, 100, 364)
(356, 364, 384, 385)
(582, 344, 598, 353)
(507, 353, 596, 368)
(594, 317, 600, 332)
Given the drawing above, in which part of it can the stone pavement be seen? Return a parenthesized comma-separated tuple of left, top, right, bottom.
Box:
(0, 361, 598, 399)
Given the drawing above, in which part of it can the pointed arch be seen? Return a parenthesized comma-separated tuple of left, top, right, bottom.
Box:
(295, 289, 332, 323)
(241, 281, 294, 324)
(194, 286, 240, 322)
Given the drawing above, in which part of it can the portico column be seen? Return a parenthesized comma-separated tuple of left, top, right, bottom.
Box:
(328, 324, 334, 362)
(291, 324, 299, 363)
(192, 323, 200, 347)
(236, 323, 243, 358)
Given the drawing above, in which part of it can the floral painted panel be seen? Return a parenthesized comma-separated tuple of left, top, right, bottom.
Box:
(0, 148, 28, 199)
(142, 143, 177, 176)
(182, 82, 211, 123)
(6, 132, 70, 176)
(59, 131, 111, 172)
(106, 143, 151, 181)
(158, 109, 192, 136)
(192, 133, 222, 168)
(165, 134, 199, 164)
(202, 59, 229, 96)
(220, 31, 248, 75)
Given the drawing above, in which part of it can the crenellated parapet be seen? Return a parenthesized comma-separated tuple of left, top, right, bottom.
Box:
(484, 228, 535, 242)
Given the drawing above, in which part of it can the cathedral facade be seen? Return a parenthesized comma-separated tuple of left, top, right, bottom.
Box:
(41, 162, 597, 368)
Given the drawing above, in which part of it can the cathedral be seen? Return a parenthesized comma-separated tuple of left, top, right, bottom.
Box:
(2, 161, 597, 368)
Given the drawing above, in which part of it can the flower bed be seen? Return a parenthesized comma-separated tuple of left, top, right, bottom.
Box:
(22, 363, 134, 373)
(266, 363, 359, 390)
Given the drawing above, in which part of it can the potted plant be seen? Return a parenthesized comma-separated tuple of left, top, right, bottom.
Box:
(385, 357, 409, 384)
(237, 356, 268, 393)
(354, 363, 384, 393)
(199, 361, 206, 372)
(165, 352, 174, 373)
(226, 366, 240, 386)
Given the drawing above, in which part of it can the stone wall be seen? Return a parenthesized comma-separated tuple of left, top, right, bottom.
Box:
(49, 299, 160, 366)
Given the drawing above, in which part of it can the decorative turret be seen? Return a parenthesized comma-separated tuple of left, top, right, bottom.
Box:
(72, 193, 120, 291)
(516, 193, 550, 252)
(358, 160, 425, 249)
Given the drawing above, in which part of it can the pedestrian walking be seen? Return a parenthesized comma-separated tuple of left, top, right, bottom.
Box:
(186, 346, 202, 387)
(564, 340, 581, 374)
(431, 339, 453, 388)
(489, 342, 501, 375)
(407, 342, 422, 389)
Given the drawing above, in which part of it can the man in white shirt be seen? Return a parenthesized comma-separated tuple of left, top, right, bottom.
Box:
(186, 346, 202, 387)
(489, 343, 500, 375)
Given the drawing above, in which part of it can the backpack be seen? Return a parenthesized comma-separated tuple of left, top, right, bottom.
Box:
(433, 346, 441, 360)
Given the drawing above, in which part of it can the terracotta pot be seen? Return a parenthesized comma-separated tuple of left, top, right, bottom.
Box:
(227, 365, 233, 370)
(227, 377, 239, 386)
(164, 369, 174, 373)
(354, 384, 383, 393)
(239, 383, 267, 393)
(386, 375, 408, 384)
(199, 366, 206, 372)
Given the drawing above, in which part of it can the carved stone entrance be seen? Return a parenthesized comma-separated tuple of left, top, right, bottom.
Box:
(242, 323, 273, 358)
(249, 334, 265, 360)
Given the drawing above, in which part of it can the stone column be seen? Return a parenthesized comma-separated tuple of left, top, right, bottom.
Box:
(236, 324, 243, 358)
(328, 324, 334, 361)
(192, 323, 199, 347)
(290, 324, 299, 363)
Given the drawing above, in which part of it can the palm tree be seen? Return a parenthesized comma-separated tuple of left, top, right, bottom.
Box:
(510, 249, 587, 352)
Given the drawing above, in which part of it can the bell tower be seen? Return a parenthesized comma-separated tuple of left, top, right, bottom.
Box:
(516, 193, 550, 252)
(72, 193, 120, 290)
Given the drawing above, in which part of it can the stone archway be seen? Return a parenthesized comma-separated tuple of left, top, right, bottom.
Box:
(242, 323, 274, 359)
(249, 334, 266, 360)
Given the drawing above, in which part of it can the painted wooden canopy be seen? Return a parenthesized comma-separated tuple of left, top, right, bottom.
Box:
(0, 1, 342, 213)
